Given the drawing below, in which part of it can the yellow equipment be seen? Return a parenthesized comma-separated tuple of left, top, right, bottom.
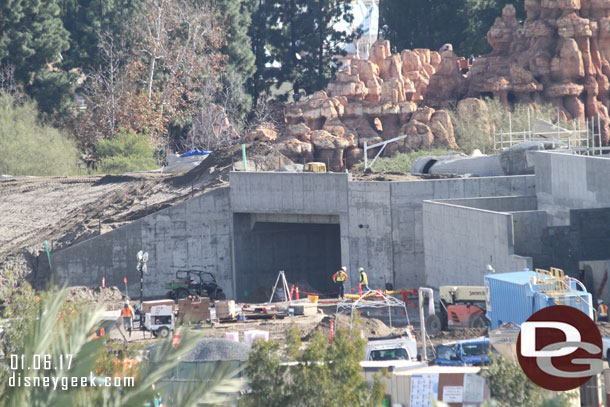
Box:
(304, 162, 327, 173)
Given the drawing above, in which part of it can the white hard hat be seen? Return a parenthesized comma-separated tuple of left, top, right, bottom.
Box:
(359, 267, 364, 272)
(599, 299, 604, 304)
(124, 300, 130, 305)
(341, 266, 346, 271)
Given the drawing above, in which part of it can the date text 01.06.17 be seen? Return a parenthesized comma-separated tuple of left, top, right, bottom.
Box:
(9, 354, 73, 371)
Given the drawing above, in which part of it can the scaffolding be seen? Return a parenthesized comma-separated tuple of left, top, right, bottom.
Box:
(335, 289, 411, 329)
(533, 267, 595, 317)
(493, 109, 608, 155)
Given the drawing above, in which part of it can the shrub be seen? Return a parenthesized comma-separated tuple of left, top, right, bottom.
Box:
(95, 130, 158, 173)
(356, 149, 454, 173)
(0, 92, 79, 176)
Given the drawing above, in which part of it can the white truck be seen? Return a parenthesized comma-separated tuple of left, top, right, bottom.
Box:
(365, 327, 419, 362)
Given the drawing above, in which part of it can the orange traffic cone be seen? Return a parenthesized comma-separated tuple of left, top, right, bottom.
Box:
(172, 333, 180, 348)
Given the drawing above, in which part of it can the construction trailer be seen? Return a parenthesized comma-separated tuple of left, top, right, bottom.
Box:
(485, 268, 594, 329)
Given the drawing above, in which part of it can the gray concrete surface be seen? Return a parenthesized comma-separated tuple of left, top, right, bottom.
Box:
(52, 188, 234, 298)
(535, 152, 610, 225)
(423, 200, 533, 288)
(51, 171, 535, 298)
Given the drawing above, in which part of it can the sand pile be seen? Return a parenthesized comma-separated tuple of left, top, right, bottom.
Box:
(65, 286, 127, 310)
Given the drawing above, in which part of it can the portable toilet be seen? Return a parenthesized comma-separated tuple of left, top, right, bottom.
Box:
(485, 269, 593, 329)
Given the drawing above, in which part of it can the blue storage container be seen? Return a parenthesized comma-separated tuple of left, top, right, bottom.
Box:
(485, 270, 593, 329)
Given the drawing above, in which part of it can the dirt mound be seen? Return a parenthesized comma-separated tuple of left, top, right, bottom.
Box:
(305, 313, 402, 341)
(170, 142, 293, 188)
(92, 175, 144, 186)
(65, 286, 127, 311)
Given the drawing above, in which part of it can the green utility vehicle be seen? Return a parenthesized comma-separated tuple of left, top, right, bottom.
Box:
(165, 270, 226, 300)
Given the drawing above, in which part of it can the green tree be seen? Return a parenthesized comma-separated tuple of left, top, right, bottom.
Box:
(59, 0, 139, 71)
(0, 0, 73, 117)
(240, 323, 385, 407)
(0, 91, 79, 175)
(215, 0, 256, 123)
(380, 0, 524, 56)
(247, 0, 273, 107)
(94, 129, 158, 173)
(480, 354, 574, 407)
(250, 0, 356, 101)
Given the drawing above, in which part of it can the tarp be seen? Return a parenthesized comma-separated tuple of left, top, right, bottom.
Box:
(180, 149, 212, 158)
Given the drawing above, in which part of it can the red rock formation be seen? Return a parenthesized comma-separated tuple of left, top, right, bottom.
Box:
(467, 1, 610, 144)
(276, 41, 457, 171)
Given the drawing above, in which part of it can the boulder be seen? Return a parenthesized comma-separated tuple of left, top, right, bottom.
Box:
(287, 123, 312, 142)
(429, 110, 459, 149)
(276, 138, 314, 163)
(246, 126, 278, 142)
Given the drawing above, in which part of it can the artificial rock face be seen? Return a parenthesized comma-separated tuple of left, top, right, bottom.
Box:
(278, 41, 458, 171)
(468, 1, 610, 143)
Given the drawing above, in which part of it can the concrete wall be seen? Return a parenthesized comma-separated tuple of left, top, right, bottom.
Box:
(52, 188, 234, 298)
(423, 200, 532, 288)
(346, 181, 393, 291)
(51, 171, 536, 298)
(535, 152, 610, 225)
(389, 176, 535, 288)
(512, 211, 548, 261)
(433, 196, 538, 212)
(230, 173, 535, 290)
(229, 172, 350, 215)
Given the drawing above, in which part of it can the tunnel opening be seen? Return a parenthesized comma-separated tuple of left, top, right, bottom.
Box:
(421, 159, 437, 174)
(233, 213, 341, 302)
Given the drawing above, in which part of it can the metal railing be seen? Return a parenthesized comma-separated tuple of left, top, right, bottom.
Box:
(493, 110, 607, 155)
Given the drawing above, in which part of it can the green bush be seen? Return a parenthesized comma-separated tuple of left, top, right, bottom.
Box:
(95, 130, 158, 174)
(0, 92, 79, 176)
(356, 149, 454, 173)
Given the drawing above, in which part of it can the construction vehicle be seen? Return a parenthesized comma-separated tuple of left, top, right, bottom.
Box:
(434, 337, 491, 366)
(144, 305, 174, 338)
(365, 327, 418, 362)
(304, 162, 327, 173)
(426, 286, 489, 334)
(165, 270, 226, 300)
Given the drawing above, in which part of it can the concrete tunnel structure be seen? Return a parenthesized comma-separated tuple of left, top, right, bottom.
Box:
(49, 152, 610, 305)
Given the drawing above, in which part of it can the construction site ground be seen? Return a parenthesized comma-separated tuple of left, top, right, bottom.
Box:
(72, 285, 487, 350)
(0, 143, 292, 287)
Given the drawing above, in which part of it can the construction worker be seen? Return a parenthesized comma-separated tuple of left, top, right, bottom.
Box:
(359, 268, 370, 292)
(599, 299, 608, 322)
(121, 301, 134, 337)
(333, 266, 348, 299)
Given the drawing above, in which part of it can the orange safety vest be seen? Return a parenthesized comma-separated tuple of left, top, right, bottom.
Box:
(599, 304, 608, 317)
(333, 270, 347, 282)
(121, 307, 133, 318)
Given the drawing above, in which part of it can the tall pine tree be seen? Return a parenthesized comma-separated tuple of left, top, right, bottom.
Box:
(249, 0, 356, 103)
(0, 0, 72, 117)
(215, 0, 257, 124)
(59, 0, 139, 71)
(380, 0, 524, 56)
